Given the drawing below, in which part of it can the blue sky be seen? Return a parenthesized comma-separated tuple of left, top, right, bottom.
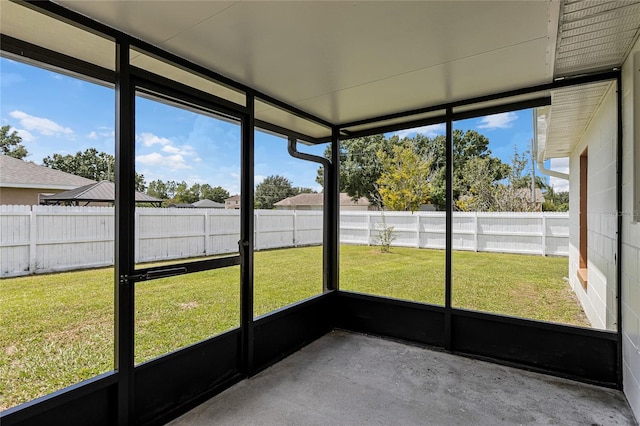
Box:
(1, 57, 558, 194)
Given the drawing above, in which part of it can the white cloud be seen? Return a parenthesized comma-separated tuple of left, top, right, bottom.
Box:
(549, 157, 570, 192)
(477, 112, 518, 130)
(88, 131, 98, 139)
(162, 144, 198, 158)
(254, 175, 266, 185)
(138, 132, 200, 163)
(161, 145, 181, 155)
(15, 128, 35, 142)
(9, 110, 74, 138)
(393, 123, 445, 139)
(136, 152, 191, 170)
(138, 132, 171, 147)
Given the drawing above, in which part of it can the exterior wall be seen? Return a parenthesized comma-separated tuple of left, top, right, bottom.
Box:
(621, 37, 640, 421)
(275, 205, 322, 211)
(339, 205, 370, 211)
(225, 196, 241, 209)
(568, 85, 617, 331)
(0, 187, 58, 205)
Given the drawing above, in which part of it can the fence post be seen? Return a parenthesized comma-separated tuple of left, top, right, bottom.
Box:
(474, 212, 479, 252)
(134, 208, 140, 264)
(204, 210, 210, 256)
(29, 206, 37, 273)
(293, 210, 297, 247)
(541, 214, 547, 256)
(367, 212, 372, 246)
(254, 210, 259, 250)
(416, 213, 420, 248)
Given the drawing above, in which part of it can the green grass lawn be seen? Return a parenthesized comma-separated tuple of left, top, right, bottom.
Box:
(0, 245, 587, 410)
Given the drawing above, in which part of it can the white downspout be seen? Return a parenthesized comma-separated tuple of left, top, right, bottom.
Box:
(533, 108, 569, 181)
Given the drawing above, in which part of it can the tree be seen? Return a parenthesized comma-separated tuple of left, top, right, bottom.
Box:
(293, 187, 316, 195)
(376, 143, 432, 212)
(176, 182, 200, 204)
(0, 125, 29, 159)
(425, 130, 509, 210)
(148, 180, 232, 205)
(455, 157, 503, 212)
(42, 148, 146, 192)
(319, 130, 507, 211)
(317, 134, 398, 208)
(201, 185, 230, 203)
(147, 179, 170, 199)
(255, 175, 297, 209)
(163, 181, 199, 204)
(493, 147, 539, 212)
(542, 187, 569, 212)
(456, 146, 546, 212)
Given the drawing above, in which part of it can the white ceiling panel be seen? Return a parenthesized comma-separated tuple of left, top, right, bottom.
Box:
(53, 0, 556, 126)
(295, 37, 550, 125)
(51, 1, 238, 46)
(0, 1, 114, 71)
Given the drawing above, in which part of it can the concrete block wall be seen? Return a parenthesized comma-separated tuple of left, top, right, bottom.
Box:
(569, 35, 640, 419)
(621, 36, 640, 422)
(568, 85, 617, 331)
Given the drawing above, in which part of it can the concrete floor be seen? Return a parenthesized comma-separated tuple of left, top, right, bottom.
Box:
(168, 331, 637, 426)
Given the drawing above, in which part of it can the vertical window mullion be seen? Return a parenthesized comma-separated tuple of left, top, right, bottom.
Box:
(115, 39, 136, 426)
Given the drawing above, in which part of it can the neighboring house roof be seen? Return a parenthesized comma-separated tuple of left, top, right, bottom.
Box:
(0, 154, 96, 190)
(225, 195, 241, 202)
(192, 199, 225, 208)
(172, 199, 225, 208)
(42, 180, 162, 205)
(275, 193, 370, 207)
(167, 203, 194, 208)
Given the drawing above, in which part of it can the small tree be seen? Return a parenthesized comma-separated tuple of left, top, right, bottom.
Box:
(376, 143, 432, 212)
(0, 125, 29, 159)
(372, 212, 396, 253)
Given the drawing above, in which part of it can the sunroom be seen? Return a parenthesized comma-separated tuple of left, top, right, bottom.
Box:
(1, 1, 639, 425)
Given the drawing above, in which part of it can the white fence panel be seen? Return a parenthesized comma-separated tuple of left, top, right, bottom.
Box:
(418, 213, 446, 249)
(255, 210, 295, 250)
(294, 211, 323, 246)
(135, 208, 242, 263)
(0, 206, 569, 277)
(34, 205, 114, 271)
(340, 211, 369, 245)
(208, 210, 241, 255)
(0, 205, 31, 276)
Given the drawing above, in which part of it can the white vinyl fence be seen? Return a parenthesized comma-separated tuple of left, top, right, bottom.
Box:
(341, 211, 569, 255)
(0, 205, 568, 277)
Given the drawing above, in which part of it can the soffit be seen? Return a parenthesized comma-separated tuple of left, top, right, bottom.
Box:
(537, 81, 612, 160)
(50, 0, 556, 130)
(539, 0, 640, 160)
(554, 0, 640, 77)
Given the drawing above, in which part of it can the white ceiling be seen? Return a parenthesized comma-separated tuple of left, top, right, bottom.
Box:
(4, 1, 638, 151)
(51, 0, 557, 128)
